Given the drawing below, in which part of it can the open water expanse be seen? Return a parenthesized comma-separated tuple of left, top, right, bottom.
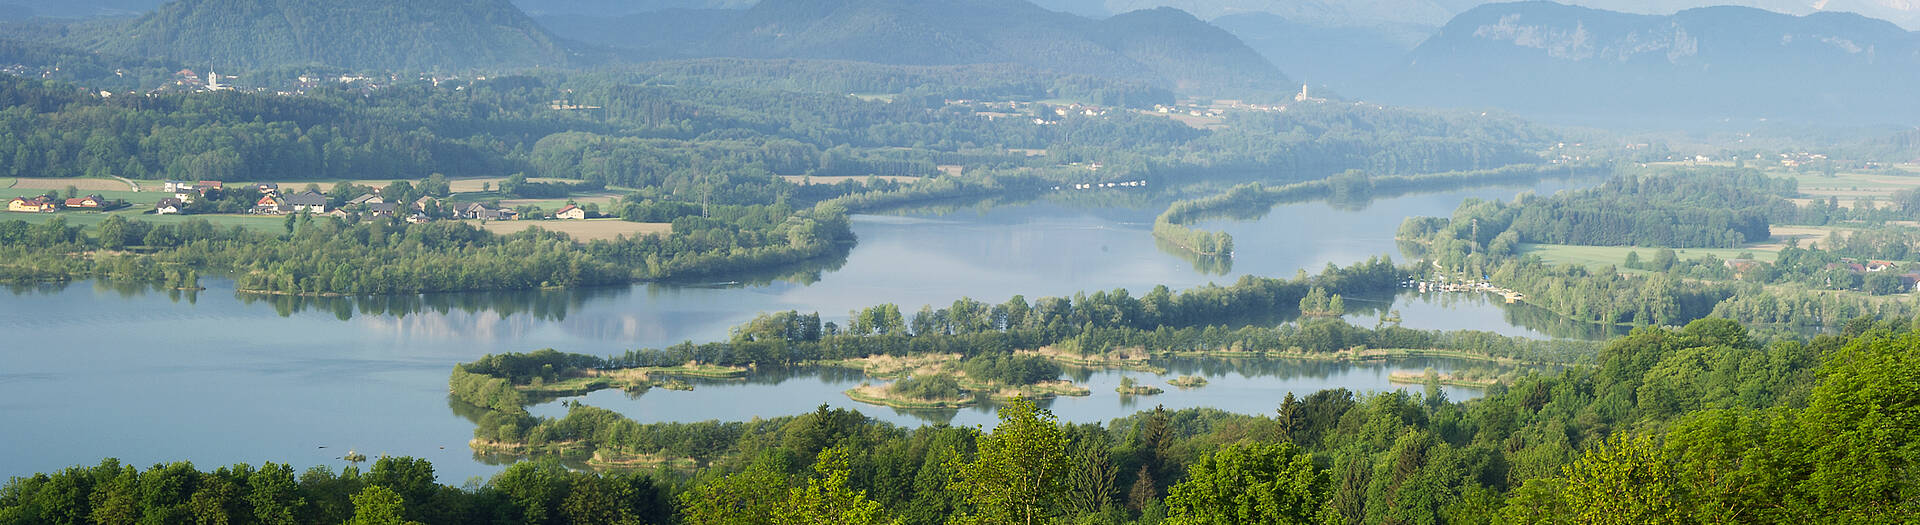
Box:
(0, 178, 1601, 481)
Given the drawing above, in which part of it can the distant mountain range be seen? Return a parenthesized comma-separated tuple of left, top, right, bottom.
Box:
(1369, 1, 1920, 123)
(9, 0, 1920, 124)
(538, 0, 1294, 96)
(44, 0, 571, 71)
(1209, 12, 1421, 93)
(1029, 0, 1920, 30)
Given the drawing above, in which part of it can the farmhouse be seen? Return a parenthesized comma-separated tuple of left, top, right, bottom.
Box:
(155, 198, 184, 215)
(348, 194, 384, 206)
(194, 181, 224, 192)
(163, 180, 196, 192)
(462, 203, 516, 221)
(63, 195, 105, 209)
(254, 194, 289, 214)
(6, 196, 55, 213)
(367, 203, 400, 217)
(554, 205, 586, 220)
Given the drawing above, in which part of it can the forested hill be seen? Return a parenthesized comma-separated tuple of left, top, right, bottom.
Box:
(536, 0, 1294, 97)
(74, 0, 571, 71)
(1375, 1, 1920, 124)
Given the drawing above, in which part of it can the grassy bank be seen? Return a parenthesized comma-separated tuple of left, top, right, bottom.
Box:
(843, 384, 976, 409)
(1388, 371, 1499, 389)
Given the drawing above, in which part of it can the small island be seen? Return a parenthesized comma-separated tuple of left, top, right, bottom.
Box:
(1388, 367, 1501, 389)
(1167, 375, 1209, 388)
(845, 374, 976, 409)
(1116, 376, 1163, 396)
(831, 352, 1090, 409)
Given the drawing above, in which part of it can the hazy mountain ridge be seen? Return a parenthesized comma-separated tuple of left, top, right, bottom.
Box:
(1209, 12, 1420, 91)
(77, 0, 570, 71)
(541, 0, 1293, 96)
(1032, 0, 1920, 29)
(1373, 1, 1920, 123)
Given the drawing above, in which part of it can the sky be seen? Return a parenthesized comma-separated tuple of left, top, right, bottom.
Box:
(1074, 0, 1920, 29)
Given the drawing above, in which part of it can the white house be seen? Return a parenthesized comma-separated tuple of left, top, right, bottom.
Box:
(285, 191, 329, 213)
(555, 205, 586, 220)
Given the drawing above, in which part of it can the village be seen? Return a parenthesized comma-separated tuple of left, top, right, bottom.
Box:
(144, 179, 598, 223)
(5, 193, 113, 213)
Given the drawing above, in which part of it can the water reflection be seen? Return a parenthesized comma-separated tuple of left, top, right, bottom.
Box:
(8, 280, 202, 304)
(516, 356, 1509, 431)
(30, 243, 858, 324)
(1154, 236, 1233, 275)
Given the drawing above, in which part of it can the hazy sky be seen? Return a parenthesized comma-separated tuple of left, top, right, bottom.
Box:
(1083, 0, 1920, 29)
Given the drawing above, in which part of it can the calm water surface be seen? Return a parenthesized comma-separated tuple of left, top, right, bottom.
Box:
(0, 178, 1595, 481)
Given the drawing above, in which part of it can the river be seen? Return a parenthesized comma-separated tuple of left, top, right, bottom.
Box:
(0, 177, 1600, 482)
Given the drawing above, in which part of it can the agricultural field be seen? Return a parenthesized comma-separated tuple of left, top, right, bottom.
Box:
(1517, 243, 1775, 273)
(1779, 169, 1920, 200)
(0, 186, 169, 206)
(469, 218, 670, 242)
(446, 176, 574, 193)
(1138, 107, 1228, 130)
(7, 177, 137, 192)
(0, 208, 284, 230)
(266, 179, 396, 191)
(1518, 225, 1851, 271)
(492, 194, 621, 210)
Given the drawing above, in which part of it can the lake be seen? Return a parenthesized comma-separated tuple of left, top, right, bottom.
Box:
(0, 177, 1597, 482)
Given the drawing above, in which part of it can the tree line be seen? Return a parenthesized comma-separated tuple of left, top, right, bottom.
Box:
(1154, 163, 1604, 258)
(0, 200, 855, 295)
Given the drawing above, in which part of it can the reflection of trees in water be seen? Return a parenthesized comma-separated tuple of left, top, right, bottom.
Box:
(14, 239, 853, 322)
(890, 406, 961, 426)
(221, 240, 851, 321)
(647, 241, 852, 291)
(10, 280, 206, 305)
(1154, 236, 1233, 275)
(445, 396, 496, 426)
(234, 286, 622, 322)
(1396, 240, 1431, 260)
(1378, 290, 1626, 341)
(1500, 301, 1630, 341)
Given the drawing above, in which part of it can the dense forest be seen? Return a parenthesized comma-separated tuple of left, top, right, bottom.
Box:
(1399, 169, 1789, 250)
(9, 316, 1916, 523)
